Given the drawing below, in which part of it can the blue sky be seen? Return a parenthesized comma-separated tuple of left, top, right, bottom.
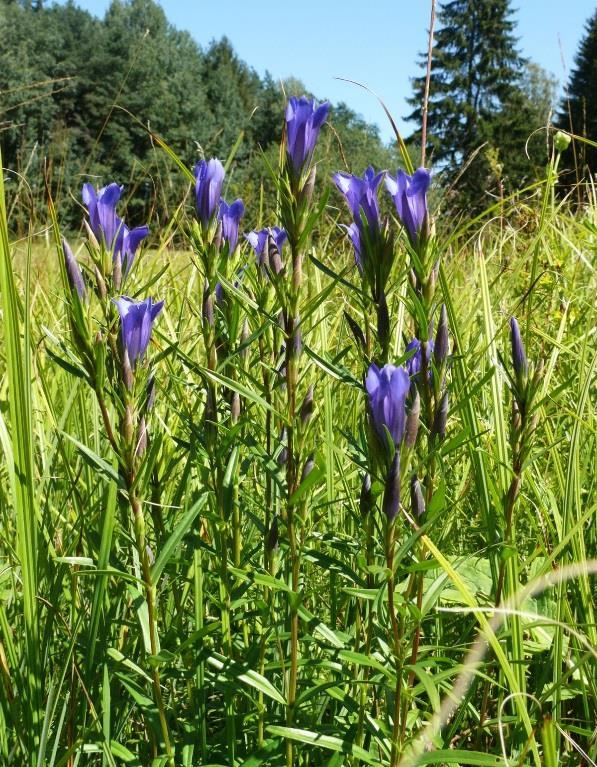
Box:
(57, 0, 594, 142)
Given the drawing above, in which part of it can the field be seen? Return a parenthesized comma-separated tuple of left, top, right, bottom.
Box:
(0, 112, 595, 767)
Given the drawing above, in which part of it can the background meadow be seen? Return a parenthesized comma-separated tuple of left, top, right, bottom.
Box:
(1, 1, 596, 766)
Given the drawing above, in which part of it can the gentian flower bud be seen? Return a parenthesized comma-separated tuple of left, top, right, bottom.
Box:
(136, 416, 148, 457)
(113, 252, 122, 291)
(410, 474, 425, 518)
(434, 304, 449, 367)
(202, 285, 214, 327)
(404, 388, 420, 449)
(365, 363, 410, 450)
(94, 266, 107, 301)
(285, 96, 329, 173)
(359, 473, 373, 517)
(194, 159, 225, 225)
(82, 183, 149, 276)
(277, 427, 288, 466)
(344, 311, 366, 351)
(113, 296, 164, 370)
(303, 166, 317, 204)
(432, 391, 449, 442)
(382, 450, 401, 521)
(146, 375, 156, 412)
(377, 292, 390, 350)
(268, 235, 285, 276)
(123, 403, 135, 445)
(385, 168, 431, 247)
(231, 391, 241, 424)
(240, 319, 250, 359)
(301, 454, 315, 483)
(122, 348, 134, 391)
(510, 317, 528, 388)
(266, 516, 279, 552)
(62, 237, 86, 300)
(219, 198, 244, 251)
(300, 385, 314, 426)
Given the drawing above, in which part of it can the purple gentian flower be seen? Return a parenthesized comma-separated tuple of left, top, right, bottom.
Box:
(510, 317, 528, 385)
(365, 363, 411, 448)
(113, 296, 164, 368)
(82, 183, 149, 275)
(385, 168, 431, 245)
(194, 159, 225, 224)
(333, 166, 384, 231)
(334, 167, 385, 270)
(62, 237, 86, 300)
(245, 227, 287, 266)
(285, 96, 329, 172)
(219, 198, 244, 251)
(405, 338, 434, 378)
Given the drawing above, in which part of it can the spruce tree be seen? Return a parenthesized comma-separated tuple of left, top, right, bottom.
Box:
(558, 10, 597, 175)
(407, 0, 537, 207)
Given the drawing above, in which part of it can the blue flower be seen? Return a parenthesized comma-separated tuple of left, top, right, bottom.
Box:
(245, 227, 287, 266)
(113, 296, 164, 368)
(194, 159, 225, 224)
(62, 237, 86, 300)
(365, 363, 411, 448)
(385, 168, 431, 246)
(219, 198, 244, 251)
(82, 183, 149, 275)
(285, 96, 329, 172)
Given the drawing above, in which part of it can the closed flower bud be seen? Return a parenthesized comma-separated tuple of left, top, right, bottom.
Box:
(434, 304, 449, 367)
(231, 391, 241, 424)
(202, 287, 214, 327)
(240, 319, 250, 359)
(293, 318, 302, 357)
(145, 544, 155, 566)
(83, 219, 100, 250)
(146, 375, 156, 413)
(94, 266, 107, 301)
(301, 454, 315, 483)
(303, 166, 317, 204)
(122, 348, 134, 391)
(377, 292, 390, 349)
(136, 416, 148, 457)
(510, 317, 528, 388)
(382, 450, 401, 521)
(266, 516, 279, 552)
(268, 233, 284, 275)
(554, 131, 571, 153)
(277, 427, 288, 465)
(123, 403, 135, 445)
(359, 473, 373, 517)
(344, 311, 366, 351)
(112, 252, 122, 291)
(410, 474, 425, 518)
(404, 388, 420, 449)
(300, 385, 314, 426)
(432, 391, 449, 441)
(62, 238, 87, 300)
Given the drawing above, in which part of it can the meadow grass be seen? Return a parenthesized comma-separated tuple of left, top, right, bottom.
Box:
(0, 151, 595, 767)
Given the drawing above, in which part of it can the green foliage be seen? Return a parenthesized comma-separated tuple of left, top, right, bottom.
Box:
(558, 9, 597, 176)
(0, 0, 396, 233)
(407, 0, 554, 209)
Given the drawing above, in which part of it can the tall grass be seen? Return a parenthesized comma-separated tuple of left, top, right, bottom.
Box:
(0, 137, 595, 767)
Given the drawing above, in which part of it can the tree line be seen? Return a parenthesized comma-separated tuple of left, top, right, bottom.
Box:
(0, 0, 595, 231)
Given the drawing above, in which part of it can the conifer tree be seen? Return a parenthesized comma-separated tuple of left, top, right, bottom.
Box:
(559, 10, 597, 175)
(407, 0, 540, 207)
